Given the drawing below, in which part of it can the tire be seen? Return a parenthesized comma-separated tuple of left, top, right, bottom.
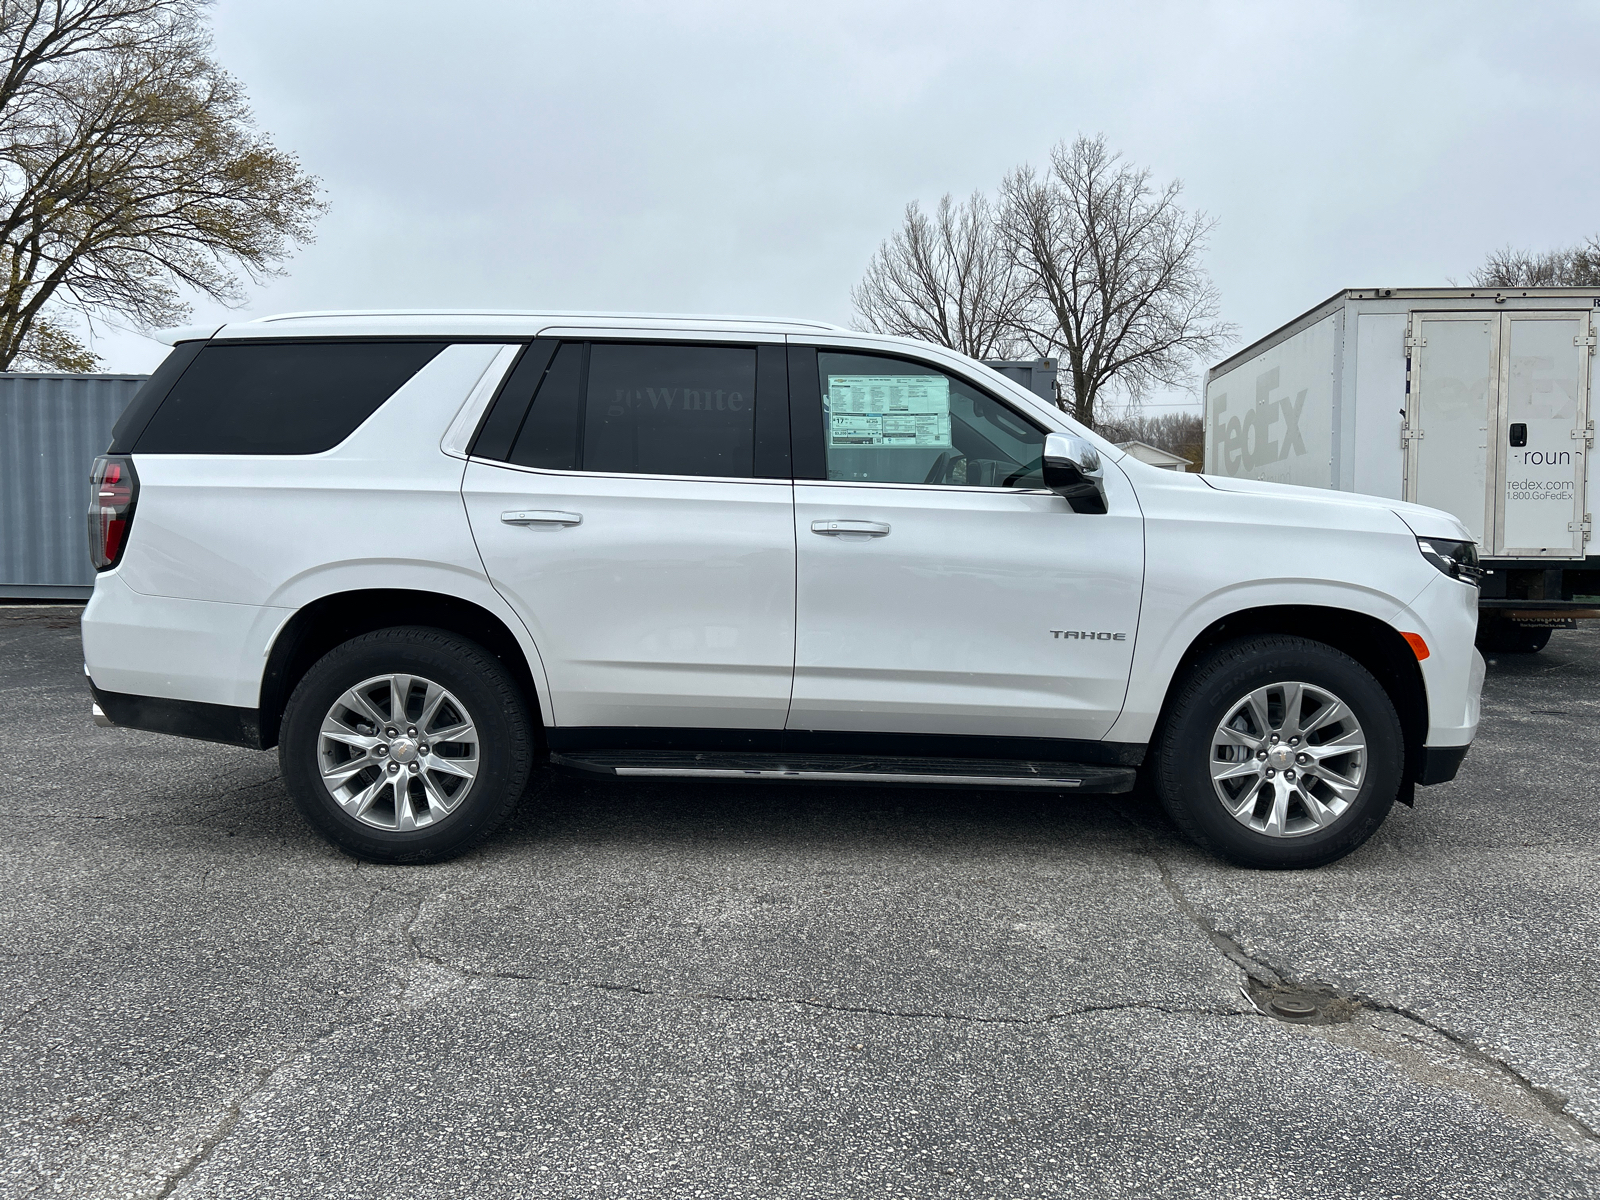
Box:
(279, 626, 534, 864)
(1152, 635, 1404, 869)
(1475, 616, 1551, 655)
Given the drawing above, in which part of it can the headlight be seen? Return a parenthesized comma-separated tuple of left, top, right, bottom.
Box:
(1417, 537, 1482, 586)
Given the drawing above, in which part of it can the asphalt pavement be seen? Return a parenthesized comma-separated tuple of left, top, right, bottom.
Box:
(2, 605, 1597, 1199)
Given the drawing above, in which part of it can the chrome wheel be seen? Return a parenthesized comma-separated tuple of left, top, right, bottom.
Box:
(1209, 681, 1366, 839)
(316, 673, 480, 831)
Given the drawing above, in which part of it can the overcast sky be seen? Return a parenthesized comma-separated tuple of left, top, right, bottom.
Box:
(83, 0, 1600, 415)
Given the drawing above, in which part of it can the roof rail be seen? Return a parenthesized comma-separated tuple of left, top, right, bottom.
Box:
(245, 309, 847, 331)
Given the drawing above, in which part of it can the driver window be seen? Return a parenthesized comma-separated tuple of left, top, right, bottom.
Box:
(816, 352, 1047, 488)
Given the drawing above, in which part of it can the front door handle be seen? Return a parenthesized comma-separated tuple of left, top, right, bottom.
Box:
(501, 510, 582, 527)
(811, 519, 890, 537)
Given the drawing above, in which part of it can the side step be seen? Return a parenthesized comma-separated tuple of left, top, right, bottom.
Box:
(550, 750, 1136, 793)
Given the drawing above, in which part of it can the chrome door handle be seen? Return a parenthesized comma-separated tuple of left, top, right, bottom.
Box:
(810, 519, 890, 537)
(501, 510, 582, 527)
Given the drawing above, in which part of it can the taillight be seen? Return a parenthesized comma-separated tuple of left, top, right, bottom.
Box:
(88, 455, 139, 570)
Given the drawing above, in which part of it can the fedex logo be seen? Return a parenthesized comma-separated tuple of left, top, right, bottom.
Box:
(1210, 366, 1308, 475)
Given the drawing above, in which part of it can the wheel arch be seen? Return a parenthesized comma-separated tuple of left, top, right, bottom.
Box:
(257, 589, 543, 750)
(1152, 605, 1429, 793)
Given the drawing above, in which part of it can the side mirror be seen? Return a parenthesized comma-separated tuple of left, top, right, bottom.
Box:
(1043, 433, 1107, 514)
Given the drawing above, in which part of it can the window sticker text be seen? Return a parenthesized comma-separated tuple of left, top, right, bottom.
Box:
(826, 374, 952, 448)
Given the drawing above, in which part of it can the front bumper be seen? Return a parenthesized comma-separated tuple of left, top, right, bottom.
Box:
(1418, 743, 1471, 785)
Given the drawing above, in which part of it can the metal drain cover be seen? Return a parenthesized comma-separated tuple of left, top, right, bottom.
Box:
(1269, 996, 1319, 1020)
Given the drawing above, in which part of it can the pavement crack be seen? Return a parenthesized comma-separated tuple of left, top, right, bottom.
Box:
(1121, 816, 1600, 1150)
(151, 1006, 373, 1198)
(1358, 997, 1600, 1146)
(401, 949, 1244, 1026)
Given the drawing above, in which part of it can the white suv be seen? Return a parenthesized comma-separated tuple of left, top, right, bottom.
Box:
(82, 311, 1485, 868)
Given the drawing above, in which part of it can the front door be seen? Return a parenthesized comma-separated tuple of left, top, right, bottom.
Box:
(1407, 310, 1590, 557)
(464, 339, 796, 731)
(787, 347, 1144, 745)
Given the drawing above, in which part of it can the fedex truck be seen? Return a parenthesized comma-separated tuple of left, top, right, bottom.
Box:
(1205, 287, 1599, 652)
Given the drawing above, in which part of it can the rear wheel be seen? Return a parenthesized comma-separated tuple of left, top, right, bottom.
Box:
(279, 627, 534, 863)
(1475, 615, 1551, 655)
(1153, 636, 1403, 869)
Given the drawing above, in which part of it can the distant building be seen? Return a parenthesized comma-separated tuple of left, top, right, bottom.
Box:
(1117, 440, 1190, 471)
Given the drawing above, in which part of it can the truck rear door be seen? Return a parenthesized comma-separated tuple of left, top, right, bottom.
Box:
(1406, 310, 1591, 558)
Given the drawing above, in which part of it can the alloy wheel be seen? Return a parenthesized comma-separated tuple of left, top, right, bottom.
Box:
(1209, 680, 1366, 838)
(316, 673, 480, 831)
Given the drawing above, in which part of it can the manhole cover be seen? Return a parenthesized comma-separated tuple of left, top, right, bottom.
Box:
(1269, 996, 1319, 1020)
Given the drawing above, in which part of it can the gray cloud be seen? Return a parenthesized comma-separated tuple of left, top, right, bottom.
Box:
(86, 0, 1600, 418)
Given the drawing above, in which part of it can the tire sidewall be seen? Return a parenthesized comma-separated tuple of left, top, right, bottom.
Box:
(1157, 638, 1403, 869)
(279, 628, 531, 863)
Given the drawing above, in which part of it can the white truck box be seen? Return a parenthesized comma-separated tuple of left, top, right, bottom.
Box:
(1206, 287, 1599, 626)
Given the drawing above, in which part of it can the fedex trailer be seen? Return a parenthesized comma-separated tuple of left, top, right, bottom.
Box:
(1205, 287, 1598, 652)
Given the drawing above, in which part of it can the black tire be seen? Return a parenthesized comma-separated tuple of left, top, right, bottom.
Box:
(1475, 616, 1551, 655)
(279, 626, 534, 864)
(1152, 635, 1404, 869)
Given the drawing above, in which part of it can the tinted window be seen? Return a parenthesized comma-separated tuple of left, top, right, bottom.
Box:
(133, 341, 445, 454)
(584, 343, 757, 477)
(507, 342, 582, 470)
(818, 352, 1045, 488)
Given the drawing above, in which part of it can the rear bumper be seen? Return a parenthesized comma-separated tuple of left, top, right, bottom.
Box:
(89, 678, 264, 749)
(82, 570, 288, 708)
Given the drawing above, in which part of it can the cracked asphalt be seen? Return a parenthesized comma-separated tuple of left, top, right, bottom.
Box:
(2, 605, 1598, 1199)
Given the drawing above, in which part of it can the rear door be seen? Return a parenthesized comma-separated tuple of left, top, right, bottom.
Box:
(1497, 312, 1590, 558)
(463, 336, 797, 732)
(1406, 310, 1591, 557)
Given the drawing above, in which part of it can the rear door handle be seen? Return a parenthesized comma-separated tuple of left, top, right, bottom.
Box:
(810, 519, 890, 537)
(501, 510, 582, 527)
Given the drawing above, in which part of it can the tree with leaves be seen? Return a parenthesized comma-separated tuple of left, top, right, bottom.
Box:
(851, 192, 1028, 359)
(0, 0, 324, 370)
(1470, 237, 1600, 287)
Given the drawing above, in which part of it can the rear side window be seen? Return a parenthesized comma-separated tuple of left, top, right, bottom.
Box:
(585, 343, 756, 477)
(502, 341, 759, 479)
(507, 343, 583, 470)
(132, 341, 446, 454)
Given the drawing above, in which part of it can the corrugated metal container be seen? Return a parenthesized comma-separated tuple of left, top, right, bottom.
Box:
(983, 358, 1060, 405)
(1, 373, 148, 599)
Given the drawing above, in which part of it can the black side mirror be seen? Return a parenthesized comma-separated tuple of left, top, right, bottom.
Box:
(1043, 433, 1107, 514)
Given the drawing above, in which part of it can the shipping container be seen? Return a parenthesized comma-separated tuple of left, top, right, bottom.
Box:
(983, 357, 1058, 405)
(1, 373, 147, 599)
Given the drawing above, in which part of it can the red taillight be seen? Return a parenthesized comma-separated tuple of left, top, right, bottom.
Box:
(88, 455, 139, 570)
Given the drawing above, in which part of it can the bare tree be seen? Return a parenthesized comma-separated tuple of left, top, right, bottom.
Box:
(1470, 238, 1600, 287)
(852, 192, 1029, 359)
(999, 135, 1233, 428)
(1093, 409, 1204, 470)
(0, 0, 324, 369)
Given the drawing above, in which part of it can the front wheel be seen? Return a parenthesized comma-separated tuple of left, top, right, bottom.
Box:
(1153, 636, 1404, 869)
(279, 626, 535, 863)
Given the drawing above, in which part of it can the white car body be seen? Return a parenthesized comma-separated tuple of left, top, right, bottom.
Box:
(82, 311, 1484, 823)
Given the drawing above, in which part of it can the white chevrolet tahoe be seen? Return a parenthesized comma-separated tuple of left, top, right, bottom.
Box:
(82, 311, 1485, 869)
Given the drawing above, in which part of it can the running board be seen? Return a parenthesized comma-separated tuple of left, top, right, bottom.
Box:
(550, 750, 1136, 792)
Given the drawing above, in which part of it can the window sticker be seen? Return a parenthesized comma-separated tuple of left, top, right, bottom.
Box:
(826, 374, 952, 448)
